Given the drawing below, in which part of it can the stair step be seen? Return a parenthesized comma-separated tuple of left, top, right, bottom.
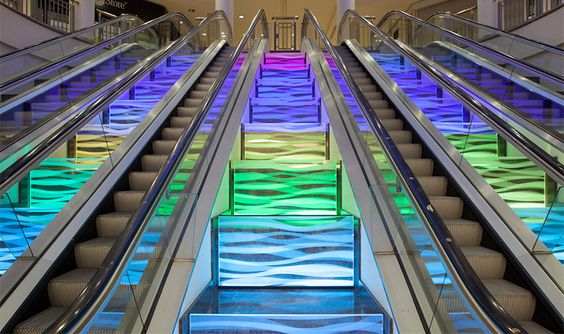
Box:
(417, 176, 447, 196)
(96, 213, 130, 238)
(13, 307, 66, 334)
(48, 268, 96, 307)
(184, 97, 203, 107)
(405, 159, 434, 176)
(483, 279, 536, 321)
(142, 154, 167, 171)
(388, 130, 412, 144)
(170, 116, 192, 128)
(444, 219, 483, 246)
(177, 106, 198, 117)
(374, 108, 395, 119)
(217, 216, 354, 287)
(162, 127, 184, 140)
(397, 143, 422, 158)
(114, 191, 145, 212)
(429, 196, 463, 219)
(190, 90, 207, 99)
(152, 140, 176, 154)
(232, 160, 338, 215)
(462, 246, 506, 279)
(369, 99, 388, 109)
(517, 321, 552, 334)
(380, 119, 403, 130)
(74, 238, 114, 268)
(129, 171, 157, 191)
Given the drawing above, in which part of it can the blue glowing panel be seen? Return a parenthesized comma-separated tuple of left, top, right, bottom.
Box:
(189, 314, 384, 333)
(217, 216, 354, 287)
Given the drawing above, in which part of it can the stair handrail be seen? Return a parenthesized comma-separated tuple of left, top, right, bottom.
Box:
(372, 10, 563, 85)
(43, 9, 267, 334)
(426, 11, 564, 54)
(0, 11, 196, 92)
(0, 14, 147, 62)
(306, 8, 525, 334)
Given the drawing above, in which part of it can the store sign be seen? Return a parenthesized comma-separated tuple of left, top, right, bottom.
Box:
(96, 0, 127, 9)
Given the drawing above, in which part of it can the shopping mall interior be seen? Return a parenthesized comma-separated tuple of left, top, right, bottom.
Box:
(0, 0, 562, 333)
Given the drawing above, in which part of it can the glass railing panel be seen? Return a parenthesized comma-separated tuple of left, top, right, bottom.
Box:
(428, 14, 564, 79)
(360, 35, 563, 276)
(376, 14, 563, 137)
(83, 41, 247, 334)
(0, 43, 205, 274)
(320, 50, 488, 332)
(0, 16, 164, 85)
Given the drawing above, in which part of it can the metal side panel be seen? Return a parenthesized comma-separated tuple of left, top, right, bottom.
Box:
(302, 38, 425, 334)
(345, 39, 564, 315)
(143, 39, 268, 334)
(0, 40, 226, 329)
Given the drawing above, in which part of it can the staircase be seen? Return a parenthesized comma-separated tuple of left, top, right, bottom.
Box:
(186, 52, 386, 333)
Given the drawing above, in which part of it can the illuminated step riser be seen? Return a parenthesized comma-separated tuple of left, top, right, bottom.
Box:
(217, 216, 354, 287)
(231, 160, 340, 216)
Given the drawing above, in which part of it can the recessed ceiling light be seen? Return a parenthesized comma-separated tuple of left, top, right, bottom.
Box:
(188, 8, 195, 12)
(238, 15, 244, 19)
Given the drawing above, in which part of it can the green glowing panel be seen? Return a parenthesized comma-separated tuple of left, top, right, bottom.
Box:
(242, 123, 327, 161)
(232, 160, 338, 215)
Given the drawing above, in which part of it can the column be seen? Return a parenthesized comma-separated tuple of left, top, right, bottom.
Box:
(336, 0, 355, 27)
(477, 0, 499, 28)
(74, 0, 95, 30)
(215, 0, 234, 28)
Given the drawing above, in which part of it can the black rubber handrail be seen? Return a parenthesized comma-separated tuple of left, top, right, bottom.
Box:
(42, 9, 265, 334)
(0, 14, 146, 62)
(376, 10, 563, 85)
(0, 11, 191, 92)
(307, 8, 524, 334)
(427, 11, 564, 54)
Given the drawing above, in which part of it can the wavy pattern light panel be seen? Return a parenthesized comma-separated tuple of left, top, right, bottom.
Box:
(189, 314, 383, 333)
(242, 123, 327, 161)
(218, 216, 354, 287)
(370, 52, 562, 262)
(233, 160, 337, 215)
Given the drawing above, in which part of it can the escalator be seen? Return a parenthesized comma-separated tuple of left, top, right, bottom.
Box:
(339, 9, 563, 333)
(0, 10, 232, 332)
(0, 12, 193, 156)
(376, 11, 563, 142)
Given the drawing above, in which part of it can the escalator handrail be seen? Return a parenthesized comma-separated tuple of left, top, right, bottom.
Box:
(43, 9, 267, 334)
(0, 11, 194, 92)
(0, 14, 146, 62)
(304, 8, 522, 334)
(374, 10, 563, 85)
(0, 10, 229, 198)
(427, 12, 564, 54)
(340, 9, 564, 186)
